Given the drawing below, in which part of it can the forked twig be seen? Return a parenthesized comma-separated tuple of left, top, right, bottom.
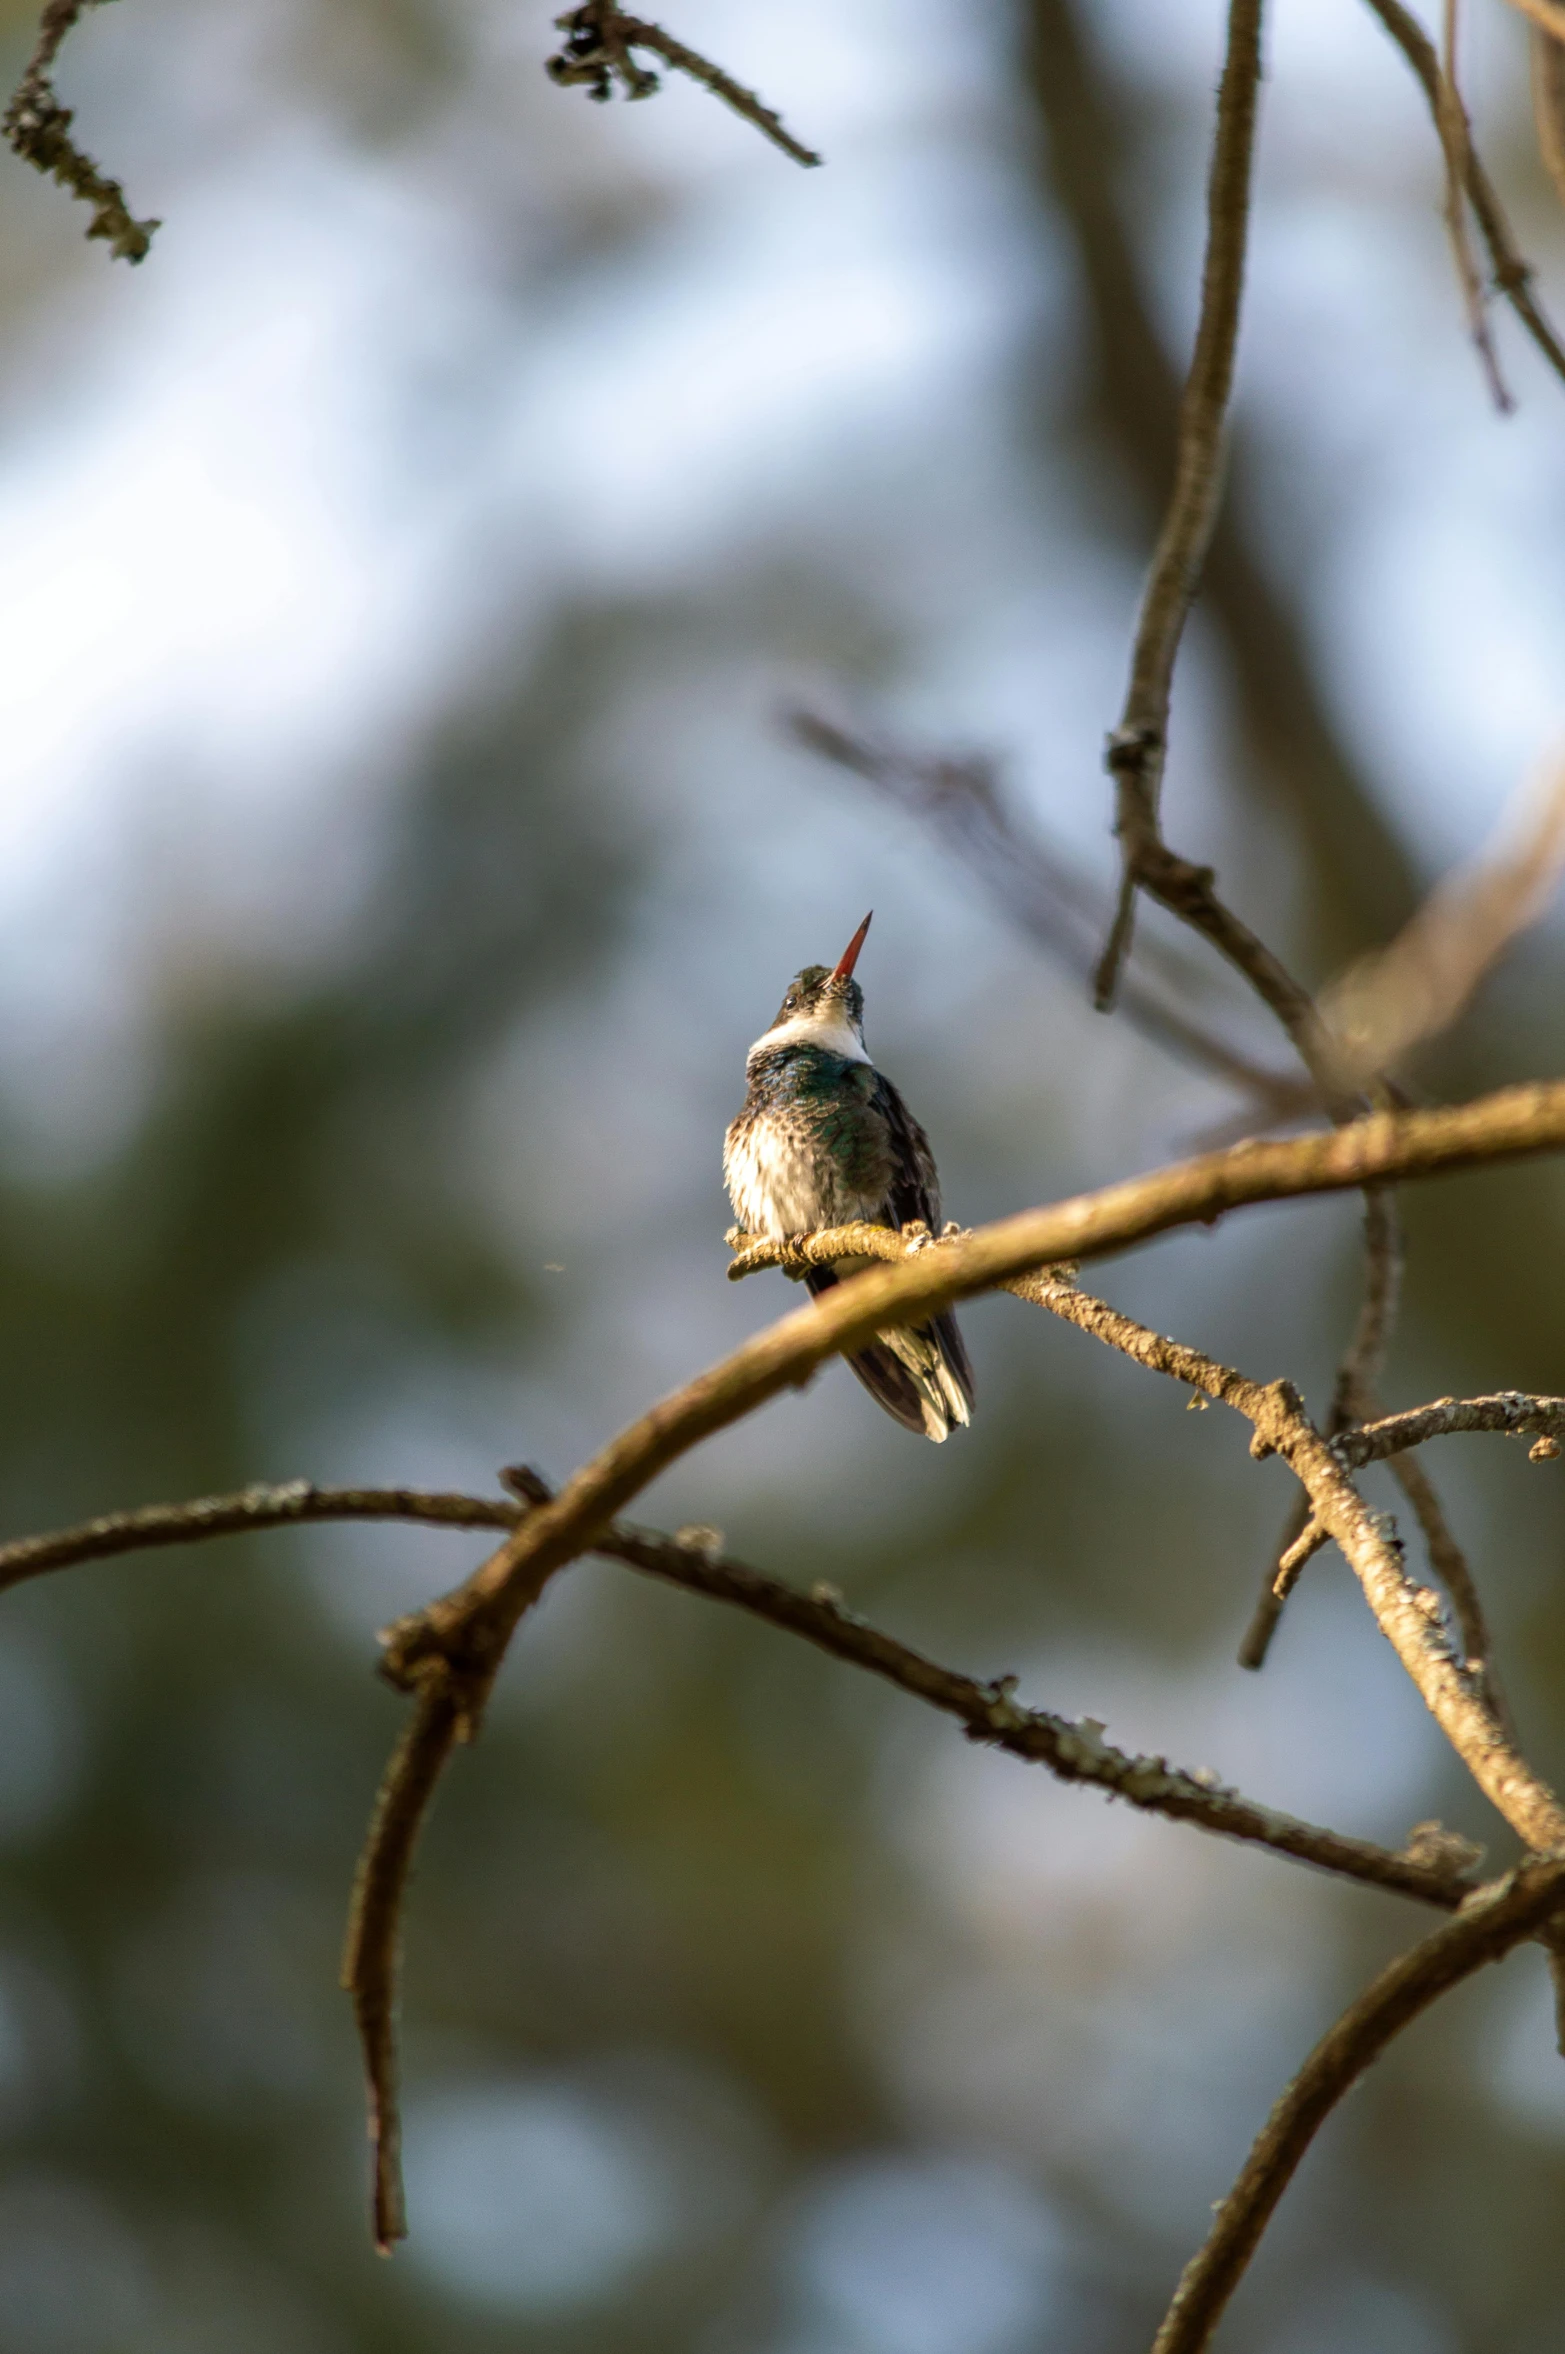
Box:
(1239, 1190, 1401, 1666)
(1151, 1848, 1565, 2354)
(1094, 0, 1266, 1010)
(1433, 0, 1514, 411)
(341, 1680, 465, 2252)
(545, 1, 821, 166)
(3, 0, 157, 262)
(1364, 0, 1565, 388)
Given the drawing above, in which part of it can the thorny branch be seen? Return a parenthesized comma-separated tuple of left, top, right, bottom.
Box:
(545, 2, 821, 167)
(1094, 0, 1266, 1012)
(4, 0, 157, 262)
(1150, 1848, 1565, 2354)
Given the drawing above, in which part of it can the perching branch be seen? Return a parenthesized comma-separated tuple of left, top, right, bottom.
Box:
(1150, 1847, 1565, 2354)
(1094, 0, 1267, 1010)
(3, 0, 157, 262)
(545, 2, 821, 167)
(336, 1089, 1565, 2237)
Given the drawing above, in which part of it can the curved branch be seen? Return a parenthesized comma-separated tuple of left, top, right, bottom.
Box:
(340, 1680, 465, 2252)
(1151, 1848, 1565, 2354)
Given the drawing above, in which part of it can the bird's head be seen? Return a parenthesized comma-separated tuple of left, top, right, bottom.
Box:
(749, 911, 873, 1064)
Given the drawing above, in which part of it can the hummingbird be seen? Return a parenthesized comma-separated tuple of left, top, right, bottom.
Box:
(724, 912, 975, 1442)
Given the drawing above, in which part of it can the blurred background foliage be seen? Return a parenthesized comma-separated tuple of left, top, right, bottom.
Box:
(0, 0, 1561, 2348)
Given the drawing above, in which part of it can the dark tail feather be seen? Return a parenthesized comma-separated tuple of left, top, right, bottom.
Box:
(807, 1268, 975, 1442)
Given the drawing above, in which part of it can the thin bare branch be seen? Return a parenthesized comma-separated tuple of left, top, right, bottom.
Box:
(0, 1479, 516, 1596)
(1364, 0, 1565, 388)
(1384, 1441, 1516, 1738)
(1433, 0, 1515, 411)
(1151, 1848, 1565, 2354)
(1094, 0, 1266, 1008)
(340, 1680, 465, 2253)
(545, 2, 821, 166)
(3, 0, 158, 262)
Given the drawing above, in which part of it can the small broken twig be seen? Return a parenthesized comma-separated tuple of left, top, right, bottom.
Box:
(3, 0, 157, 262)
(545, 2, 820, 167)
(1363, 0, 1565, 390)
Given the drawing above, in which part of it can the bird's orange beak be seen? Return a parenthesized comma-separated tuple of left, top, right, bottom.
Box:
(831, 910, 873, 982)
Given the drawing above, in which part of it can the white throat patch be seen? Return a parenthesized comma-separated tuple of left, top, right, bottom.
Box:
(748, 1008, 870, 1065)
